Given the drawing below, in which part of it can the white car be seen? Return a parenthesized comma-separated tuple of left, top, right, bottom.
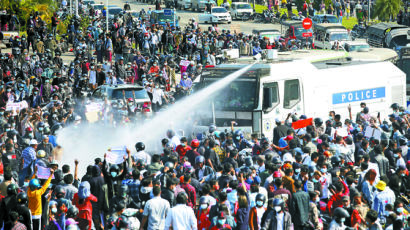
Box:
(230, 2, 253, 20)
(198, 7, 231, 24)
(177, 0, 192, 10)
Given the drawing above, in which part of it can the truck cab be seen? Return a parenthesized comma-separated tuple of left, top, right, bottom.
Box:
(281, 20, 314, 47)
(313, 23, 350, 49)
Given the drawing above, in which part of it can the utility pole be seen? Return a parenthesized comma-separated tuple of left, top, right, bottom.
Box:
(106, 0, 109, 32)
(75, 0, 79, 17)
(70, 0, 73, 14)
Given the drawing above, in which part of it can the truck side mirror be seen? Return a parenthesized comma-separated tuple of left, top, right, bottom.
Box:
(178, 16, 181, 20)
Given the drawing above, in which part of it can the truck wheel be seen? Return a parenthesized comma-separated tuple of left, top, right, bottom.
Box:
(228, 21, 231, 24)
(205, 21, 208, 24)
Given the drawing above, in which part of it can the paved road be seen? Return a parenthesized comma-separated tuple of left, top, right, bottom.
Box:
(111, 0, 283, 34)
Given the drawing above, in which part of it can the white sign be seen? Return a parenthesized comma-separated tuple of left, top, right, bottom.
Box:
(86, 102, 104, 112)
(6, 101, 28, 111)
(179, 60, 190, 67)
(364, 127, 382, 140)
(106, 146, 127, 164)
(336, 127, 349, 137)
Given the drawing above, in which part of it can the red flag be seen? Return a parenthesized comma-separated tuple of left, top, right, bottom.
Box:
(292, 118, 313, 130)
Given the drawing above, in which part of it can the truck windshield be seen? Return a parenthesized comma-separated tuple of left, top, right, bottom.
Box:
(347, 44, 370, 51)
(261, 33, 281, 41)
(158, 13, 175, 21)
(202, 68, 264, 111)
(237, 4, 251, 9)
(110, 88, 150, 100)
(330, 32, 349, 41)
(398, 59, 410, 84)
(211, 79, 257, 110)
(295, 27, 313, 37)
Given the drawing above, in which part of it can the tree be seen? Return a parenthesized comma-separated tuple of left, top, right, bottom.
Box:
(373, 0, 401, 21)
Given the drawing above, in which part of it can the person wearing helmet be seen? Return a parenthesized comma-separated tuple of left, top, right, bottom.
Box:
(19, 139, 39, 186)
(329, 207, 349, 229)
(140, 186, 170, 230)
(109, 185, 132, 214)
(37, 135, 53, 158)
(28, 167, 54, 230)
(133, 142, 151, 165)
(261, 198, 292, 230)
(195, 155, 213, 181)
(233, 130, 252, 151)
(15, 192, 32, 230)
(53, 185, 73, 230)
(103, 148, 131, 199)
(197, 196, 212, 229)
(186, 139, 200, 166)
(0, 183, 19, 228)
(249, 193, 267, 229)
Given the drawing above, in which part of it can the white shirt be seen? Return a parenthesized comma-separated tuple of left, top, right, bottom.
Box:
(276, 212, 284, 230)
(152, 88, 165, 104)
(256, 207, 265, 229)
(165, 204, 197, 230)
(143, 196, 170, 230)
(133, 151, 151, 165)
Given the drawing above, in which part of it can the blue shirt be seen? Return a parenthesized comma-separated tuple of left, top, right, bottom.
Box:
(373, 187, 395, 219)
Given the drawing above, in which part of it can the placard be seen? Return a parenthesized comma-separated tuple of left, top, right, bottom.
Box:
(37, 166, 55, 179)
(6, 101, 28, 111)
(364, 127, 382, 140)
(106, 146, 127, 164)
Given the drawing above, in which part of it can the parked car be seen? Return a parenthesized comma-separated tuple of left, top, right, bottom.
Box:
(108, 6, 124, 19)
(198, 7, 232, 24)
(230, 2, 253, 20)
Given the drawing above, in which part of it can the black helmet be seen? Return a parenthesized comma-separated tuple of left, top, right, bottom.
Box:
(55, 185, 66, 198)
(66, 206, 79, 218)
(272, 157, 282, 166)
(331, 156, 341, 166)
(16, 192, 28, 204)
(314, 117, 323, 126)
(110, 164, 120, 173)
(272, 198, 284, 209)
(7, 183, 18, 196)
(333, 207, 349, 218)
(164, 161, 174, 170)
(135, 142, 145, 151)
(391, 103, 399, 110)
(195, 155, 205, 164)
(118, 185, 129, 198)
(260, 137, 270, 146)
(4, 123, 11, 129)
(255, 193, 266, 203)
(107, 216, 116, 229)
(116, 215, 129, 229)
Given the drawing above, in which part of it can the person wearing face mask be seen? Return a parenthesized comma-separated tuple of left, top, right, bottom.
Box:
(261, 198, 293, 230)
(394, 200, 407, 222)
(102, 149, 131, 200)
(328, 207, 349, 230)
(28, 87, 42, 108)
(150, 83, 168, 112)
(175, 137, 192, 160)
(197, 196, 212, 230)
(72, 181, 98, 230)
(210, 212, 232, 230)
(307, 191, 322, 230)
(249, 193, 267, 230)
(48, 200, 63, 230)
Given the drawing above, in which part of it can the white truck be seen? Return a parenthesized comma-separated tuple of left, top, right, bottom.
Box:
(198, 7, 231, 24)
(191, 0, 216, 12)
(194, 60, 406, 140)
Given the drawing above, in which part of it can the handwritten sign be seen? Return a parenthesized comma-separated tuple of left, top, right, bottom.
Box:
(6, 101, 28, 111)
(179, 60, 191, 67)
(106, 146, 127, 164)
(37, 166, 55, 179)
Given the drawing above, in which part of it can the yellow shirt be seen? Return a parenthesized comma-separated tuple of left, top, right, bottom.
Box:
(27, 176, 52, 216)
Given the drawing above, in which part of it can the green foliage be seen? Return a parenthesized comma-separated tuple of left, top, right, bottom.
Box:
(373, 0, 401, 21)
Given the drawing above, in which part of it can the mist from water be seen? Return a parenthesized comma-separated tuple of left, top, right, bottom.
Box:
(57, 63, 255, 175)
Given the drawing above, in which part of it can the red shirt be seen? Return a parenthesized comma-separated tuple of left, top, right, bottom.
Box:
(176, 145, 192, 158)
(180, 182, 196, 208)
(327, 181, 349, 215)
(72, 193, 98, 221)
(197, 209, 211, 230)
